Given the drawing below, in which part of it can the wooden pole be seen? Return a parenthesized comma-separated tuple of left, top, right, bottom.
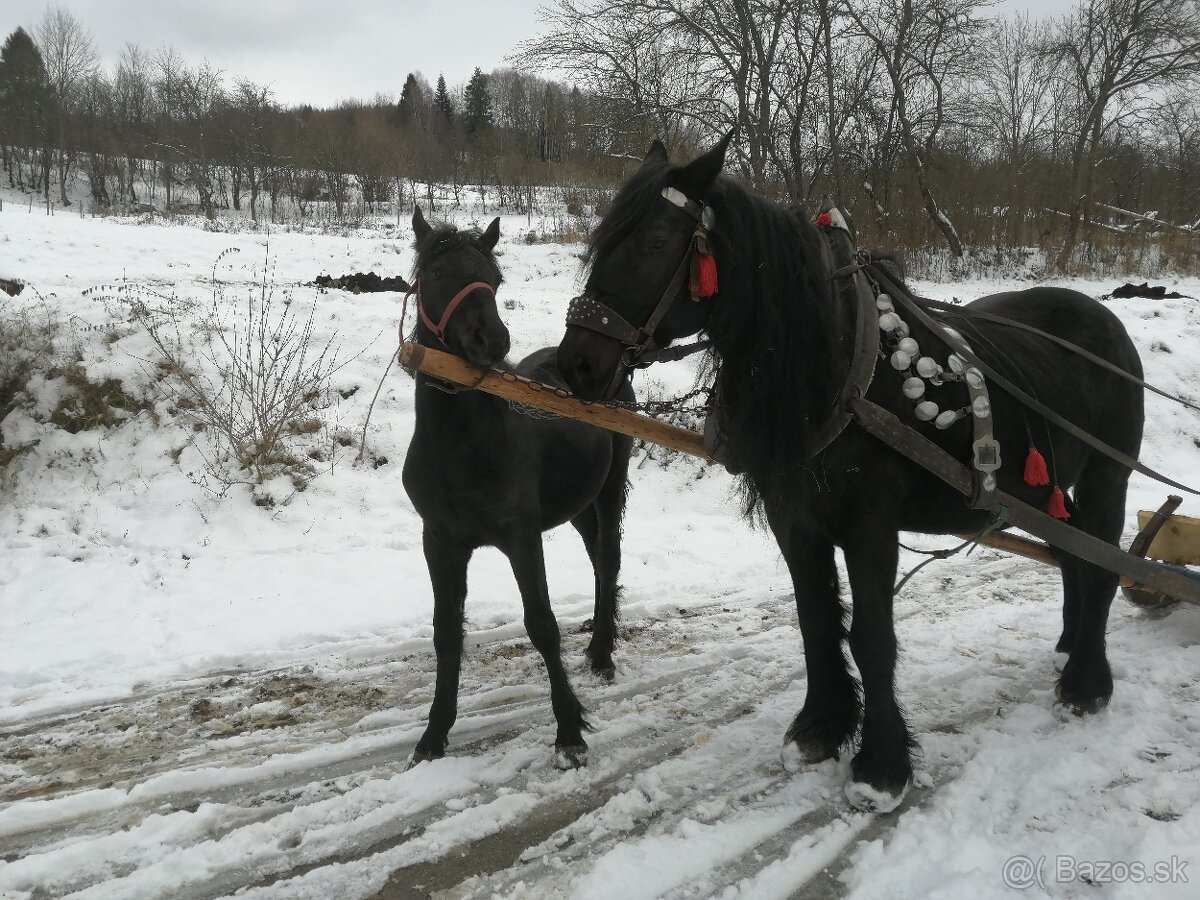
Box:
(400, 342, 711, 460)
(400, 340, 1190, 598)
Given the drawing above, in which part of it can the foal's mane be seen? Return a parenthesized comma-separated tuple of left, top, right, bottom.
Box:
(411, 221, 503, 286)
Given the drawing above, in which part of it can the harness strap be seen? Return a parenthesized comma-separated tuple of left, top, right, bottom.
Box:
(850, 397, 1200, 605)
(912, 293, 1200, 414)
(805, 226, 879, 457)
(415, 279, 495, 346)
(871, 266, 1200, 497)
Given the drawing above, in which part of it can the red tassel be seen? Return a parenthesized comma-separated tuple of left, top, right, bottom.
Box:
(815, 211, 834, 227)
(1047, 486, 1070, 520)
(1023, 447, 1050, 486)
(694, 252, 718, 298)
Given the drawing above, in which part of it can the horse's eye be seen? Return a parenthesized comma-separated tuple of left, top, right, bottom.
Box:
(648, 235, 668, 251)
(427, 268, 441, 280)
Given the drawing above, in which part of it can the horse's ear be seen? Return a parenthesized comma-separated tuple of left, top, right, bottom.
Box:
(413, 206, 431, 241)
(641, 139, 669, 167)
(477, 217, 501, 254)
(673, 130, 734, 200)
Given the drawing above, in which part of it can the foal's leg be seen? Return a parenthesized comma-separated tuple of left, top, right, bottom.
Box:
(505, 532, 589, 766)
(583, 438, 631, 680)
(412, 528, 472, 765)
(766, 505, 861, 768)
(842, 528, 915, 812)
(1055, 459, 1128, 714)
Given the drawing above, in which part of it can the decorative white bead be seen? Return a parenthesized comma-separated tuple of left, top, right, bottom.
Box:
(935, 410, 959, 430)
(878, 312, 901, 331)
(890, 350, 912, 370)
(876, 294, 894, 311)
(915, 400, 939, 421)
(972, 396, 992, 418)
(898, 337, 919, 357)
(965, 368, 984, 390)
(916, 356, 939, 379)
(895, 320, 911, 337)
(948, 354, 967, 375)
(902, 376, 925, 399)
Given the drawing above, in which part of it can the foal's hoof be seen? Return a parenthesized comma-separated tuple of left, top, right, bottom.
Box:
(845, 778, 910, 814)
(406, 747, 444, 770)
(554, 743, 589, 770)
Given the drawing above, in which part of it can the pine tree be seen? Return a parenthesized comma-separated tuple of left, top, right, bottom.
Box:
(463, 67, 493, 137)
(433, 74, 454, 123)
(396, 72, 424, 127)
(0, 28, 54, 190)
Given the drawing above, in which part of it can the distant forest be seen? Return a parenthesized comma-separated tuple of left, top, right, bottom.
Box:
(3, 1, 1200, 272)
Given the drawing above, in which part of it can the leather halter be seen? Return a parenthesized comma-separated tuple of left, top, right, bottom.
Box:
(565, 187, 713, 398)
(407, 278, 496, 347)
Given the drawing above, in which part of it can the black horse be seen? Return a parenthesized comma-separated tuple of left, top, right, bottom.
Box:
(402, 208, 633, 769)
(557, 137, 1143, 811)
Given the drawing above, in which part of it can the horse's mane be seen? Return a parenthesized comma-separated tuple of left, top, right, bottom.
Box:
(589, 165, 847, 513)
(411, 220, 503, 287)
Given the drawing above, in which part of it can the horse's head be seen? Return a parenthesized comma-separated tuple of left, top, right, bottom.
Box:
(410, 206, 509, 368)
(558, 133, 733, 400)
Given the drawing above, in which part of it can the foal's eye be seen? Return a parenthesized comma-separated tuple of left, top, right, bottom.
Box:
(427, 268, 441, 280)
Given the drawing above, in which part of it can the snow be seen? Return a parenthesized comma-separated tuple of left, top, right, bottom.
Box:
(1, 195, 1199, 899)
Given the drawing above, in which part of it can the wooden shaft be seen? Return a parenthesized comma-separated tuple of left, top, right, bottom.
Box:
(400, 342, 712, 460)
(399, 341, 1179, 598)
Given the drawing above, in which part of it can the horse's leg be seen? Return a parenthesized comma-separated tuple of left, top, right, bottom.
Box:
(842, 527, 915, 812)
(1054, 492, 1083, 654)
(766, 503, 861, 769)
(582, 439, 630, 680)
(505, 533, 589, 767)
(1055, 460, 1128, 714)
(412, 527, 472, 765)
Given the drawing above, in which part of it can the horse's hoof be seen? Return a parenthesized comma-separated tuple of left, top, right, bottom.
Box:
(406, 747, 444, 770)
(591, 663, 616, 683)
(1055, 665, 1112, 716)
(555, 744, 588, 770)
(781, 736, 837, 773)
(845, 778, 910, 814)
(1052, 693, 1109, 719)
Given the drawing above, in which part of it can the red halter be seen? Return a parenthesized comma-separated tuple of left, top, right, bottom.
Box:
(406, 278, 496, 346)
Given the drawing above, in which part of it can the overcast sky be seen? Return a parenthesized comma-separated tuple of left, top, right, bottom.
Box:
(2, 0, 1074, 110)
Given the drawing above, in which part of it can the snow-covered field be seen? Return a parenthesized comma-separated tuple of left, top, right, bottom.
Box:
(1, 198, 1199, 899)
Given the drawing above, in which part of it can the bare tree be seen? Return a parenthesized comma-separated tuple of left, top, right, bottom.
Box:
(843, 0, 986, 257)
(974, 13, 1057, 243)
(36, 6, 98, 205)
(1046, 0, 1200, 269)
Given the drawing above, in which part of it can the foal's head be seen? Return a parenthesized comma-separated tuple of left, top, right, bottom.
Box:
(410, 206, 509, 368)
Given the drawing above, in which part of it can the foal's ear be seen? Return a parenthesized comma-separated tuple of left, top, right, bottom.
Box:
(642, 139, 669, 166)
(673, 130, 734, 200)
(477, 217, 501, 254)
(412, 205, 432, 241)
